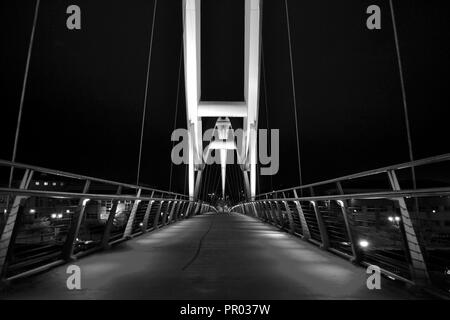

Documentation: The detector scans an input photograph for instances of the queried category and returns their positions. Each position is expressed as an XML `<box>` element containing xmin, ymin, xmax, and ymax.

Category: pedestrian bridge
<box><xmin>1</xmin><ymin>0</ymin><xmax>449</xmax><ymax>300</ymax></box>
<box><xmin>0</xmin><ymin>155</ymin><xmax>449</xmax><ymax>299</ymax></box>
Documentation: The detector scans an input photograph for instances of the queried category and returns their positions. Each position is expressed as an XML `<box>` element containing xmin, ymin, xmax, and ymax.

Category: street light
<box><xmin>358</xmin><ymin>240</ymin><xmax>369</xmax><ymax>248</ymax></box>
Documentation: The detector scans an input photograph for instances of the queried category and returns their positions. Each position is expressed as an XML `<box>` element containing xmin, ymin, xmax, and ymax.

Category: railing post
<box><xmin>259</xmin><ymin>202</ymin><xmax>267</xmax><ymax>221</ymax></box>
<box><xmin>274</xmin><ymin>201</ymin><xmax>282</xmax><ymax>227</ymax></box>
<box><xmin>282</xmin><ymin>201</ymin><xmax>295</xmax><ymax>234</ymax></box>
<box><xmin>142</xmin><ymin>191</ymin><xmax>155</xmax><ymax>232</ymax></box>
<box><xmin>0</xmin><ymin>169</ymin><xmax>33</xmax><ymax>280</ymax></box>
<box><xmin>123</xmin><ymin>188</ymin><xmax>142</xmax><ymax>238</ymax></box>
<box><xmin>153</xmin><ymin>201</ymin><xmax>164</xmax><ymax>228</ymax></box>
<box><xmin>293</xmin><ymin>189</ymin><xmax>311</xmax><ymax>239</ymax></box>
<box><xmin>269</xmin><ymin>201</ymin><xmax>278</xmax><ymax>224</ymax></box>
<box><xmin>165</xmin><ymin>201</ymin><xmax>176</xmax><ymax>225</ymax></box>
<box><xmin>336</xmin><ymin>182</ymin><xmax>361</xmax><ymax>263</ymax></box>
<box><xmin>263</xmin><ymin>201</ymin><xmax>272</xmax><ymax>223</ymax></box>
<box><xmin>101</xmin><ymin>186</ymin><xmax>122</xmax><ymax>249</ymax></box>
<box><xmin>194</xmin><ymin>202</ymin><xmax>200</xmax><ymax>215</ymax></box>
<box><xmin>191</xmin><ymin>202</ymin><xmax>197</xmax><ymax>216</ymax></box>
<box><xmin>183</xmin><ymin>202</ymin><xmax>190</xmax><ymax>218</ymax></box>
<box><xmin>387</xmin><ymin>170</ymin><xmax>430</xmax><ymax>285</ymax></box>
<box><xmin>252</xmin><ymin>202</ymin><xmax>259</xmax><ymax>219</ymax></box>
<box><xmin>161</xmin><ymin>201</ymin><xmax>171</xmax><ymax>225</ymax></box>
<box><xmin>182</xmin><ymin>202</ymin><xmax>188</xmax><ymax>217</ymax></box>
<box><xmin>168</xmin><ymin>198</ymin><xmax>179</xmax><ymax>223</ymax></box>
<box><xmin>280</xmin><ymin>192</ymin><xmax>294</xmax><ymax>232</ymax></box>
<box><xmin>177</xmin><ymin>202</ymin><xmax>185</xmax><ymax>219</ymax></box>
<box><xmin>63</xmin><ymin>179</ymin><xmax>91</xmax><ymax>260</ymax></box>
<box><xmin>101</xmin><ymin>200</ymin><xmax>119</xmax><ymax>249</ymax></box>
<box><xmin>311</xmin><ymin>200</ymin><xmax>330</xmax><ymax>250</ymax></box>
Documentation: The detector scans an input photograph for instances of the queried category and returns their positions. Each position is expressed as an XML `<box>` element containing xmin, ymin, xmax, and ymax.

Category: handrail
<box><xmin>0</xmin><ymin>188</ymin><xmax>197</xmax><ymax>203</ymax></box>
<box><xmin>234</xmin><ymin>187</ymin><xmax>450</xmax><ymax>206</ymax></box>
<box><xmin>0</xmin><ymin>159</ymin><xmax>187</xmax><ymax>198</ymax></box>
<box><xmin>257</xmin><ymin>153</ymin><xmax>450</xmax><ymax>197</ymax></box>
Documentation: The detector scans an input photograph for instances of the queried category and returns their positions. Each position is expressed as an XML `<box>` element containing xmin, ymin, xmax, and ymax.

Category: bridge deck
<box><xmin>1</xmin><ymin>213</ymin><xmax>422</xmax><ymax>299</ymax></box>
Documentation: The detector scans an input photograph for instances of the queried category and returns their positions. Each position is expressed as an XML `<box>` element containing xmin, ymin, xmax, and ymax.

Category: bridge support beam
<box><xmin>183</xmin><ymin>0</ymin><xmax>261</xmax><ymax>201</ymax></box>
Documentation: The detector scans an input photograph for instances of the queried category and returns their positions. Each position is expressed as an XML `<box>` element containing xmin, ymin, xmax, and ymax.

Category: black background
<box><xmin>1</xmin><ymin>0</ymin><xmax>449</xmax><ymax>195</ymax></box>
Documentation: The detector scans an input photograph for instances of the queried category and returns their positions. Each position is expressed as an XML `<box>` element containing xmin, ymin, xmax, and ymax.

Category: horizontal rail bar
<box><xmin>0</xmin><ymin>159</ymin><xmax>187</xmax><ymax>198</ymax></box>
<box><xmin>0</xmin><ymin>188</ymin><xmax>205</xmax><ymax>204</ymax></box>
<box><xmin>258</xmin><ymin>153</ymin><xmax>450</xmax><ymax>197</ymax></box>
<box><xmin>243</xmin><ymin>187</ymin><xmax>450</xmax><ymax>205</ymax></box>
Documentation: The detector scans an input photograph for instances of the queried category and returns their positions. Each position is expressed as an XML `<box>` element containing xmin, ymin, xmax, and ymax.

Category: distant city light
<box><xmin>52</xmin><ymin>182</ymin><xmax>56</xmax><ymax>186</ymax></box>
<box><xmin>394</xmin><ymin>216</ymin><xmax>401</xmax><ymax>222</ymax></box>
<box><xmin>35</xmin><ymin>182</ymin><xmax>40</xmax><ymax>186</ymax></box>
<box><xmin>57</xmin><ymin>213</ymin><xmax>63</xmax><ymax>219</ymax></box>
<box><xmin>358</xmin><ymin>240</ymin><xmax>369</xmax><ymax>248</ymax></box>
<box><xmin>139</xmin><ymin>222</ymin><xmax>144</xmax><ymax>227</ymax></box>
<box><xmin>29</xmin><ymin>209</ymin><xmax>36</xmax><ymax>214</ymax></box>
<box><xmin>44</xmin><ymin>182</ymin><xmax>48</xmax><ymax>186</ymax></box>
<box><xmin>66</xmin><ymin>209</ymin><xmax>71</xmax><ymax>213</ymax></box>
<box><xmin>388</xmin><ymin>216</ymin><xmax>394</xmax><ymax>222</ymax></box>
<box><xmin>432</xmin><ymin>210</ymin><xmax>437</xmax><ymax>213</ymax></box>
<box><xmin>51</xmin><ymin>213</ymin><xmax>57</xmax><ymax>219</ymax></box>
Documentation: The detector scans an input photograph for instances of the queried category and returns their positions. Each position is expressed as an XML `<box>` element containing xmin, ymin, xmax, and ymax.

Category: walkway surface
<box><xmin>1</xmin><ymin>213</ymin><xmax>423</xmax><ymax>299</ymax></box>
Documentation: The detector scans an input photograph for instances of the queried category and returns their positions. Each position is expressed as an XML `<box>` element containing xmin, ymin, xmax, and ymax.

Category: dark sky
<box><xmin>1</xmin><ymin>0</ymin><xmax>449</xmax><ymax>196</ymax></box>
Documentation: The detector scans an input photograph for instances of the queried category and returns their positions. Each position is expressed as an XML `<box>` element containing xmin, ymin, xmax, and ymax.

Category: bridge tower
<box><xmin>182</xmin><ymin>0</ymin><xmax>261</xmax><ymax>200</ymax></box>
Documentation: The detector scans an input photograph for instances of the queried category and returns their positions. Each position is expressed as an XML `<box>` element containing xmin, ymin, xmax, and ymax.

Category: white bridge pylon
<box><xmin>183</xmin><ymin>0</ymin><xmax>261</xmax><ymax>201</ymax></box>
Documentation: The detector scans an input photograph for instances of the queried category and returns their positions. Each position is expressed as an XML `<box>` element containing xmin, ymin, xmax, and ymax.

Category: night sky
<box><xmin>1</xmin><ymin>0</ymin><xmax>449</xmax><ymax>196</ymax></box>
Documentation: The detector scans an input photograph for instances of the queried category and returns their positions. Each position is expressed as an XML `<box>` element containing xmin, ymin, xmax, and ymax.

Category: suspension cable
<box><xmin>8</xmin><ymin>0</ymin><xmax>41</xmax><ymax>190</ymax></box>
<box><xmin>169</xmin><ymin>43</ymin><xmax>183</xmax><ymax>192</ymax></box>
<box><xmin>183</xmin><ymin>163</ymin><xmax>188</xmax><ymax>195</ymax></box>
<box><xmin>389</xmin><ymin>0</ymin><xmax>416</xmax><ymax>190</ymax></box>
<box><xmin>200</xmin><ymin>164</ymin><xmax>210</xmax><ymax>200</ymax></box>
<box><xmin>284</xmin><ymin>0</ymin><xmax>303</xmax><ymax>188</ymax></box>
<box><xmin>261</xmin><ymin>46</ymin><xmax>273</xmax><ymax>192</ymax></box>
<box><xmin>136</xmin><ymin>0</ymin><xmax>158</xmax><ymax>187</ymax></box>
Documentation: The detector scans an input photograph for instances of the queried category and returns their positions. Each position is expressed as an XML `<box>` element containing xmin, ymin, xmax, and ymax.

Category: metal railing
<box><xmin>0</xmin><ymin>160</ymin><xmax>216</xmax><ymax>282</ymax></box>
<box><xmin>233</xmin><ymin>153</ymin><xmax>450</xmax><ymax>296</ymax></box>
